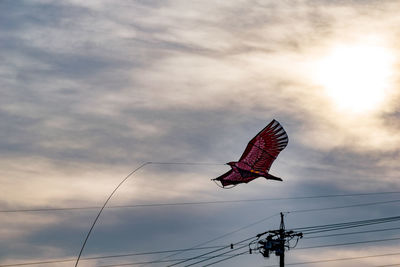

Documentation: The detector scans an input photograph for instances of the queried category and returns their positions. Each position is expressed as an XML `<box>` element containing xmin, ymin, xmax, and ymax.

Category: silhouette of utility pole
<box><xmin>249</xmin><ymin>212</ymin><xmax>303</xmax><ymax>267</ymax></box>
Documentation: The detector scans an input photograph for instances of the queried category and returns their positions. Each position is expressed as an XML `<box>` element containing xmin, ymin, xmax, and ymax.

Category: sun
<box><xmin>315</xmin><ymin>43</ymin><xmax>394</xmax><ymax>113</ymax></box>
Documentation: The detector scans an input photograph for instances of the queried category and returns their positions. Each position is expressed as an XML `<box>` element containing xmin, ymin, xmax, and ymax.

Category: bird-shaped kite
<box><xmin>213</xmin><ymin>120</ymin><xmax>288</xmax><ymax>188</ymax></box>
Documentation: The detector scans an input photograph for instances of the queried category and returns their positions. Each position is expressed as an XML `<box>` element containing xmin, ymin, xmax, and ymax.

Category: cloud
<box><xmin>1</xmin><ymin>0</ymin><xmax>400</xmax><ymax>266</ymax></box>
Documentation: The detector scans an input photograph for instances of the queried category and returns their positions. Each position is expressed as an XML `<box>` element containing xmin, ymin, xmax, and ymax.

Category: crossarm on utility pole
<box><xmin>249</xmin><ymin>212</ymin><xmax>303</xmax><ymax>267</ymax></box>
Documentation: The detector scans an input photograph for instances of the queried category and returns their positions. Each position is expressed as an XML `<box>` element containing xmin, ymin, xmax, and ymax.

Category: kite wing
<box><xmin>214</xmin><ymin>169</ymin><xmax>258</xmax><ymax>187</ymax></box>
<box><xmin>239</xmin><ymin>120</ymin><xmax>288</xmax><ymax>173</ymax></box>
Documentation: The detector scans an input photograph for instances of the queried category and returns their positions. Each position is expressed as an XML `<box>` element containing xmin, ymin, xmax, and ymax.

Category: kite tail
<box><xmin>265</xmin><ymin>173</ymin><xmax>283</xmax><ymax>181</ymax></box>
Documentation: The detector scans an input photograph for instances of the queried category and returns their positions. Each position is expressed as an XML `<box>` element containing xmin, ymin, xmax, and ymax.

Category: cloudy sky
<box><xmin>1</xmin><ymin>0</ymin><xmax>400</xmax><ymax>266</ymax></box>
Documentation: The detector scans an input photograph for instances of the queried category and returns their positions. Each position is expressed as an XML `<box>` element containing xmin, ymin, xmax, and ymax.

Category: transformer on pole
<box><xmin>249</xmin><ymin>212</ymin><xmax>303</xmax><ymax>267</ymax></box>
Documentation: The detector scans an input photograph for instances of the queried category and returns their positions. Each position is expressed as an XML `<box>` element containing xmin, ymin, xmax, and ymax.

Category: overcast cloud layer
<box><xmin>1</xmin><ymin>0</ymin><xmax>400</xmax><ymax>266</ymax></box>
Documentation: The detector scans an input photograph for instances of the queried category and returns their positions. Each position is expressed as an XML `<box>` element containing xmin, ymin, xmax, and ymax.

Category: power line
<box><xmin>4</xmin><ymin>195</ymin><xmax>398</xmax><ymax>265</ymax></box>
<box><xmin>97</xmin><ymin>253</ymin><xmax>246</xmax><ymax>267</ymax></box>
<box><xmin>0</xmin><ymin>254</ymin><xmax>246</xmax><ymax>267</ymax></box>
<box><xmin>73</xmin><ymin>161</ymin><xmax>223</xmax><ymax>267</ymax></box>
<box><xmin>0</xmin><ymin>246</ymin><xmax>229</xmax><ymax>267</ymax></box>
<box><xmin>2</xmin><ymin>215</ymin><xmax>400</xmax><ymax>267</ymax></box>
<box><xmin>0</xmin><ymin>236</ymin><xmax>252</xmax><ymax>267</ymax></box>
<box><xmin>250</xmin><ymin>215</ymin><xmax>400</xmax><ymax>266</ymax></box>
<box><xmin>0</xmin><ymin>251</ymin><xmax>246</xmax><ymax>267</ymax></box>
<box><xmin>0</xmin><ymin>259</ymin><xmax>72</xmax><ymax>267</ymax></box>
<box><xmin>183</xmin><ymin>244</ymin><xmax>248</xmax><ymax>267</ymax></box>
<box><xmin>304</xmin><ymin>226</ymin><xmax>400</xmax><ymax>239</ymax></box>
<box><xmin>75</xmin><ymin>198</ymin><xmax>400</xmax><ymax>267</ymax></box>
<box><xmin>166</xmin><ymin>236</ymin><xmax>254</xmax><ymax>267</ymax></box>
<box><xmin>147</xmin><ymin>213</ymin><xmax>279</xmax><ymax>267</ymax></box>
<box><xmin>5</xmin><ymin>157</ymin><xmax>400</xmax><ymax>267</ymax></box>
<box><xmin>288</xmin><ymin>199</ymin><xmax>400</xmax><ymax>214</ymax></box>
<box><xmin>202</xmin><ymin>251</ymin><xmax>248</xmax><ymax>267</ymax></box>
<box><xmin>3</xmin><ymin>191</ymin><xmax>400</xmax><ymax>213</ymax></box>
<box><xmin>89</xmin><ymin>226</ymin><xmax>400</xmax><ymax>267</ymax></box>
<box><xmin>292</xmin><ymin>215</ymin><xmax>400</xmax><ymax>234</ymax></box>
<box><xmin>45</xmin><ymin>249</ymin><xmax>400</xmax><ymax>267</ymax></box>
<box><xmin>190</xmin><ymin>213</ymin><xmax>279</xmax><ymax>247</ymax></box>
<box><xmin>297</xmin><ymin>236</ymin><xmax>400</xmax><ymax>250</ymax></box>
<box><xmin>143</xmin><ymin>197</ymin><xmax>400</xmax><ymax>266</ymax></box>
<box><xmin>148</xmin><ymin>216</ymin><xmax>400</xmax><ymax>267</ymax></box>
<box><xmin>263</xmin><ymin>251</ymin><xmax>400</xmax><ymax>266</ymax></box>
<box><xmin>147</xmin><ymin>199</ymin><xmax>400</xmax><ymax>266</ymax></box>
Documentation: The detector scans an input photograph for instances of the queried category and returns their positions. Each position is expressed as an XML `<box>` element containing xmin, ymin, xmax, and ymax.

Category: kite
<box><xmin>213</xmin><ymin>119</ymin><xmax>288</xmax><ymax>188</ymax></box>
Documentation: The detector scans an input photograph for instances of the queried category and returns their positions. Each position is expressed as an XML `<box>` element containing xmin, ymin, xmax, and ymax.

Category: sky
<box><xmin>1</xmin><ymin>0</ymin><xmax>400</xmax><ymax>266</ymax></box>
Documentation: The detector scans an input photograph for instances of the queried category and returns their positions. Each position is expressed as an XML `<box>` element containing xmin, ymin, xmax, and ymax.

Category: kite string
<box><xmin>74</xmin><ymin>162</ymin><xmax>150</xmax><ymax>267</ymax></box>
<box><xmin>212</xmin><ymin>179</ymin><xmax>237</xmax><ymax>189</ymax></box>
<box><xmin>74</xmin><ymin>161</ymin><xmax>223</xmax><ymax>267</ymax></box>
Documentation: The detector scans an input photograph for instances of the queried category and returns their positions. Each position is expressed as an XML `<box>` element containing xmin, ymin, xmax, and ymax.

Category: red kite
<box><xmin>213</xmin><ymin>120</ymin><xmax>288</xmax><ymax>188</ymax></box>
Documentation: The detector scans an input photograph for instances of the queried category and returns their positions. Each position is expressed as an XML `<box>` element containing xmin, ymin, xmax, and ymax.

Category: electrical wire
<box><xmin>297</xmin><ymin>236</ymin><xmax>400</xmax><ymax>250</ymax></box>
<box><xmin>3</xmin><ymin>196</ymin><xmax>395</xmax><ymax>217</ymax></box>
<box><xmin>262</xmin><ymin>251</ymin><xmax>400</xmax><ymax>266</ymax></box>
<box><xmin>4</xmin><ymin>157</ymin><xmax>400</xmax><ymax>267</ymax></box>
<box><xmin>303</xmin><ymin>226</ymin><xmax>400</xmax><ymax>239</ymax></box>
<box><xmin>6</xmin><ymin>232</ymin><xmax>398</xmax><ymax>266</ymax></box>
<box><xmin>0</xmin><ymin>245</ymin><xmax>231</xmax><ymax>267</ymax></box>
<box><xmin>97</xmin><ymin>253</ymin><xmax>246</xmax><ymax>267</ymax></box>
<box><xmin>6</xmin><ymin>156</ymin><xmax>400</xmax><ymax>267</ymax></box>
<box><xmin>147</xmin><ymin>213</ymin><xmax>279</xmax><ymax>267</ymax></box>
<box><xmin>3</xmin><ymin>215</ymin><xmax>400</xmax><ymax>267</ymax></box>
<box><xmin>0</xmin><ymin>259</ymin><xmax>72</xmax><ymax>267</ymax></box>
<box><xmin>166</xmin><ymin>236</ymin><xmax>255</xmax><ymax>267</ymax></box>
<box><xmin>15</xmin><ymin>182</ymin><xmax>397</xmax><ymax>267</ymax></box>
<box><xmin>73</xmin><ymin>162</ymin><xmax>223</xmax><ymax>267</ymax></box>
<box><xmin>183</xmin><ymin>244</ymin><xmax>248</xmax><ymax>267</ymax></box>
<box><xmin>147</xmin><ymin>199</ymin><xmax>400</xmax><ymax>266</ymax></box>
<box><xmin>202</xmin><ymin>251</ymin><xmax>249</xmax><ymax>267</ymax></box>
<box><xmin>301</xmin><ymin>219</ymin><xmax>400</xmax><ymax>235</ymax></box>
<box><xmin>292</xmin><ymin>215</ymin><xmax>400</xmax><ymax>234</ymax></box>
<box><xmin>0</xmin><ymin>253</ymin><xmax>247</xmax><ymax>267</ymax></box>
<box><xmin>3</xmin><ymin>191</ymin><xmax>400</xmax><ymax>213</ymax></box>
<box><xmin>288</xmin><ymin>199</ymin><xmax>400</xmax><ymax>214</ymax></box>
<box><xmin>177</xmin><ymin>202</ymin><xmax>400</xmax><ymax>266</ymax></box>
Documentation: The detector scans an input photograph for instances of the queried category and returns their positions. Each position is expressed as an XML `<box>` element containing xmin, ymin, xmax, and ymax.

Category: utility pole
<box><xmin>249</xmin><ymin>212</ymin><xmax>302</xmax><ymax>267</ymax></box>
<box><xmin>279</xmin><ymin>212</ymin><xmax>285</xmax><ymax>267</ymax></box>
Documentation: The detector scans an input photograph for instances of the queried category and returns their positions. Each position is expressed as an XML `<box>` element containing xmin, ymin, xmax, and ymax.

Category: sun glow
<box><xmin>315</xmin><ymin>44</ymin><xmax>394</xmax><ymax>113</ymax></box>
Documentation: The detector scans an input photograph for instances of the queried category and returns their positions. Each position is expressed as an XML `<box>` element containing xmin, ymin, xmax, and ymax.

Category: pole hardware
<box><xmin>249</xmin><ymin>212</ymin><xmax>303</xmax><ymax>266</ymax></box>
